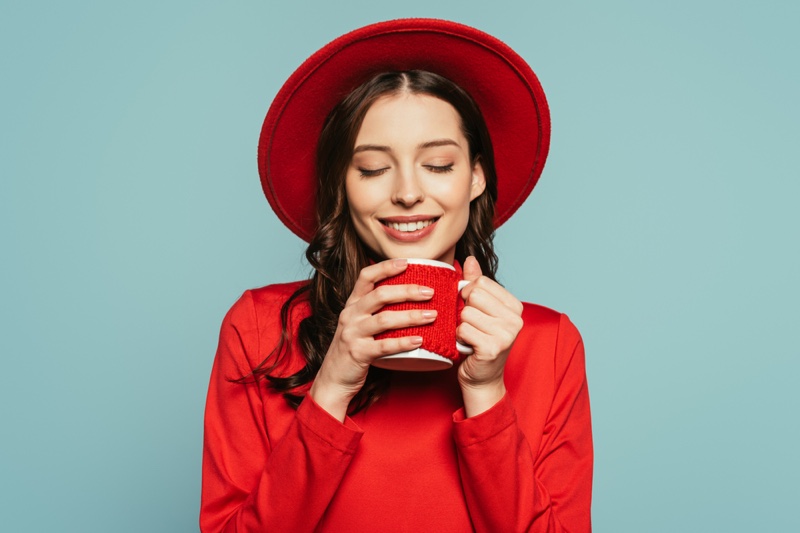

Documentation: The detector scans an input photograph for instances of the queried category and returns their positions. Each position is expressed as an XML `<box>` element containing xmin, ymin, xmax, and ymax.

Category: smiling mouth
<box><xmin>381</xmin><ymin>218</ymin><xmax>439</xmax><ymax>233</ymax></box>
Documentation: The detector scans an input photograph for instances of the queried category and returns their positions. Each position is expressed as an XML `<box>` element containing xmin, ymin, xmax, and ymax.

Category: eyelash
<box><xmin>358</xmin><ymin>167</ymin><xmax>389</xmax><ymax>178</ymax></box>
<box><xmin>357</xmin><ymin>164</ymin><xmax>454</xmax><ymax>177</ymax></box>
<box><xmin>425</xmin><ymin>164</ymin><xmax>454</xmax><ymax>174</ymax></box>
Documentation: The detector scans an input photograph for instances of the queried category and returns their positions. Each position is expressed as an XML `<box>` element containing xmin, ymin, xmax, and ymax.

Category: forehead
<box><xmin>355</xmin><ymin>93</ymin><xmax>465</xmax><ymax>144</ymax></box>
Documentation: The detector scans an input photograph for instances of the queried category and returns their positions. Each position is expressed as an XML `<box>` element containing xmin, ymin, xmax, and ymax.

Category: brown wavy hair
<box><xmin>241</xmin><ymin>70</ymin><xmax>500</xmax><ymax>413</ymax></box>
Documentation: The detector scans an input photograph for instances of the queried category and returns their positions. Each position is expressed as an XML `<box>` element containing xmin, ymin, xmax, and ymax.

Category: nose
<box><xmin>392</xmin><ymin>166</ymin><xmax>424</xmax><ymax>207</ymax></box>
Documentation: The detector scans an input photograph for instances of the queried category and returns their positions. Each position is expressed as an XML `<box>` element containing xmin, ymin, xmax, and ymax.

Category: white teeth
<box><xmin>387</xmin><ymin>219</ymin><xmax>434</xmax><ymax>232</ymax></box>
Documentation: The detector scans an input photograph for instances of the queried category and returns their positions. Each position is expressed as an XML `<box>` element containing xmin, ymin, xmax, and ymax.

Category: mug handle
<box><xmin>456</xmin><ymin>280</ymin><xmax>474</xmax><ymax>355</ymax></box>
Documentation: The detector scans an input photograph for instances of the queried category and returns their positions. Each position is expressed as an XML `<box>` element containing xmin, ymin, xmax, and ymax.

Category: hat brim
<box><xmin>258</xmin><ymin>18</ymin><xmax>550</xmax><ymax>242</ymax></box>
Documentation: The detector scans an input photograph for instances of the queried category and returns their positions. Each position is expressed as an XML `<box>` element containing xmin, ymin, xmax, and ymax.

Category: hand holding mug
<box><xmin>457</xmin><ymin>256</ymin><xmax>524</xmax><ymax>416</ymax></box>
<box><xmin>309</xmin><ymin>259</ymin><xmax>435</xmax><ymax>421</ymax></box>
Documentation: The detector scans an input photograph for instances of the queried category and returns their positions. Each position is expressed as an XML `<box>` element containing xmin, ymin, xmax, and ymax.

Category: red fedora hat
<box><xmin>257</xmin><ymin>18</ymin><xmax>550</xmax><ymax>242</ymax></box>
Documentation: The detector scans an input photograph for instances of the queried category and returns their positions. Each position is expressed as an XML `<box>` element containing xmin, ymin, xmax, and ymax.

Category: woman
<box><xmin>201</xmin><ymin>19</ymin><xmax>592</xmax><ymax>532</ymax></box>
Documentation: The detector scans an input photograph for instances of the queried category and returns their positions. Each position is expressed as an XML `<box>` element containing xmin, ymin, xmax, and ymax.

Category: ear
<box><xmin>469</xmin><ymin>158</ymin><xmax>487</xmax><ymax>201</ymax></box>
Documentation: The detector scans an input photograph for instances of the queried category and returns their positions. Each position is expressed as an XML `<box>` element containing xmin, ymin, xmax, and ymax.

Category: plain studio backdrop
<box><xmin>1</xmin><ymin>1</ymin><xmax>798</xmax><ymax>531</ymax></box>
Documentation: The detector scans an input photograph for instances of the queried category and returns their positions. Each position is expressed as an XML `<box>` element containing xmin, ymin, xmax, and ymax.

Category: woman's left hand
<box><xmin>457</xmin><ymin>256</ymin><xmax>524</xmax><ymax>417</ymax></box>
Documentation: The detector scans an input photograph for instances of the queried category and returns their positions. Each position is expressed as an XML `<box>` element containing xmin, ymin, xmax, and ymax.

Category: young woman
<box><xmin>201</xmin><ymin>19</ymin><xmax>592</xmax><ymax>533</ymax></box>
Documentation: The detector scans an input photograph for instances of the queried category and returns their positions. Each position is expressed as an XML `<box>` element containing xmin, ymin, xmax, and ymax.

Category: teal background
<box><xmin>2</xmin><ymin>0</ymin><xmax>798</xmax><ymax>531</ymax></box>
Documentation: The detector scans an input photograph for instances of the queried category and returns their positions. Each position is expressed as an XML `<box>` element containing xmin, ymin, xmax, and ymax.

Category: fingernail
<box><xmin>393</xmin><ymin>258</ymin><xmax>408</xmax><ymax>268</ymax></box>
<box><xmin>411</xmin><ymin>336</ymin><xmax>423</xmax><ymax>345</ymax></box>
<box><xmin>422</xmin><ymin>310</ymin><xmax>437</xmax><ymax>319</ymax></box>
<box><xmin>419</xmin><ymin>286</ymin><xmax>434</xmax><ymax>296</ymax></box>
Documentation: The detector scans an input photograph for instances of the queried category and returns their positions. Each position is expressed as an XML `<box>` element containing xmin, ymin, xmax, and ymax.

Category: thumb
<box><xmin>462</xmin><ymin>255</ymin><xmax>482</xmax><ymax>282</ymax></box>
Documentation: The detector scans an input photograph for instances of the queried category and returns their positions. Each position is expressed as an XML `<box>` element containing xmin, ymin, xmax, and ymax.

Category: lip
<box><xmin>380</xmin><ymin>214</ymin><xmax>438</xmax><ymax>223</ymax></box>
<box><xmin>379</xmin><ymin>215</ymin><xmax>439</xmax><ymax>242</ymax></box>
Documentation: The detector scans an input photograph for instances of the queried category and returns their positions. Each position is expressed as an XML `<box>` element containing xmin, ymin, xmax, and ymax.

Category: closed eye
<box><xmin>358</xmin><ymin>167</ymin><xmax>390</xmax><ymax>177</ymax></box>
<box><xmin>424</xmin><ymin>164</ymin><xmax>454</xmax><ymax>174</ymax></box>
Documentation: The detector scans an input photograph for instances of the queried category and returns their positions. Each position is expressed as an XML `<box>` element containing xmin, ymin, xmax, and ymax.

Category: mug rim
<box><xmin>403</xmin><ymin>258</ymin><xmax>455</xmax><ymax>270</ymax></box>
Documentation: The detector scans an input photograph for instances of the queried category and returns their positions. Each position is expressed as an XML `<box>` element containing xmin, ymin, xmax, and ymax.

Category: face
<box><xmin>345</xmin><ymin>93</ymin><xmax>486</xmax><ymax>264</ymax></box>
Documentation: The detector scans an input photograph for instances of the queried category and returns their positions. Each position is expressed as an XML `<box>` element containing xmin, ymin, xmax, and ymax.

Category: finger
<box><xmin>350</xmin><ymin>259</ymin><xmax>408</xmax><ymax>299</ymax></box>
<box><xmin>359</xmin><ymin>283</ymin><xmax>435</xmax><ymax>314</ymax></box>
<box><xmin>461</xmin><ymin>277</ymin><xmax>523</xmax><ymax>315</ymax></box>
<box><xmin>456</xmin><ymin>321</ymin><xmax>493</xmax><ymax>355</ymax></box>
<box><xmin>461</xmin><ymin>282</ymin><xmax>501</xmax><ymax>313</ymax></box>
<box><xmin>460</xmin><ymin>305</ymin><xmax>520</xmax><ymax>339</ymax></box>
<box><xmin>363</xmin><ymin>309</ymin><xmax>437</xmax><ymax>337</ymax></box>
<box><xmin>462</xmin><ymin>285</ymin><xmax>520</xmax><ymax>320</ymax></box>
<box><xmin>462</xmin><ymin>255</ymin><xmax>482</xmax><ymax>283</ymax></box>
<box><xmin>460</xmin><ymin>305</ymin><xmax>496</xmax><ymax>337</ymax></box>
<box><xmin>457</xmin><ymin>320</ymin><xmax>516</xmax><ymax>363</ymax></box>
<box><xmin>370</xmin><ymin>335</ymin><xmax>425</xmax><ymax>359</ymax></box>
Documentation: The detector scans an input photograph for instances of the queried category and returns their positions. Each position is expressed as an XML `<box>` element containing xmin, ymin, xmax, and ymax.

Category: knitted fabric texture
<box><xmin>375</xmin><ymin>264</ymin><xmax>463</xmax><ymax>360</ymax></box>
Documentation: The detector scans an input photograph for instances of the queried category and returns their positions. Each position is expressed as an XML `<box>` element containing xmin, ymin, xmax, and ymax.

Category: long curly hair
<box><xmin>241</xmin><ymin>70</ymin><xmax>500</xmax><ymax>413</ymax></box>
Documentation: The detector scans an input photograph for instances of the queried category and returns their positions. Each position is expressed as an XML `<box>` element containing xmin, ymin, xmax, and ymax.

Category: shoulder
<box><xmin>247</xmin><ymin>280</ymin><xmax>310</xmax><ymax>313</ymax></box>
<box><xmin>219</xmin><ymin>280</ymin><xmax>310</xmax><ymax>345</ymax></box>
<box><xmin>224</xmin><ymin>280</ymin><xmax>310</xmax><ymax>326</ymax></box>
<box><xmin>505</xmin><ymin>303</ymin><xmax>586</xmax><ymax>418</ymax></box>
<box><xmin>519</xmin><ymin>301</ymin><xmax>582</xmax><ymax>346</ymax></box>
<box><xmin>511</xmin><ymin>301</ymin><xmax>585</xmax><ymax>372</ymax></box>
<box><xmin>216</xmin><ymin>280</ymin><xmax>311</xmax><ymax>371</ymax></box>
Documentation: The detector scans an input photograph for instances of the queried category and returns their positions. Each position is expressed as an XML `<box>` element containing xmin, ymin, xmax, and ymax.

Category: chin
<box><xmin>361</xmin><ymin>233</ymin><xmax>458</xmax><ymax>264</ymax></box>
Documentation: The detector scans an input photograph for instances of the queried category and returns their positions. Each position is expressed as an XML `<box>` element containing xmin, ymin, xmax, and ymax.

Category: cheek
<box><xmin>454</xmin><ymin>204</ymin><xmax>472</xmax><ymax>234</ymax></box>
<box><xmin>344</xmin><ymin>176</ymin><xmax>377</xmax><ymax>239</ymax></box>
<box><xmin>344</xmin><ymin>175</ymin><xmax>368</xmax><ymax>214</ymax></box>
<box><xmin>449</xmin><ymin>178</ymin><xmax>475</xmax><ymax>231</ymax></box>
<box><xmin>436</xmin><ymin>173</ymin><xmax>475</xmax><ymax>208</ymax></box>
<box><xmin>438</xmin><ymin>185</ymin><xmax>472</xmax><ymax>230</ymax></box>
<box><xmin>344</xmin><ymin>173</ymin><xmax>356</xmax><ymax>204</ymax></box>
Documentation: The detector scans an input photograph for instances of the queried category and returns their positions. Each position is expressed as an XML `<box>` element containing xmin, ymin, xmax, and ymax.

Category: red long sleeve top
<box><xmin>201</xmin><ymin>281</ymin><xmax>592</xmax><ymax>532</ymax></box>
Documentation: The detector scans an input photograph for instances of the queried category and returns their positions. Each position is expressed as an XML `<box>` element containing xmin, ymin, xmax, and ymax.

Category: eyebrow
<box><xmin>352</xmin><ymin>138</ymin><xmax>460</xmax><ymax>154</ymax></box>
<box><xmin>352</xmin><ymin>144</ymin><xmax>391</xmax><ymax>154</ymax></box>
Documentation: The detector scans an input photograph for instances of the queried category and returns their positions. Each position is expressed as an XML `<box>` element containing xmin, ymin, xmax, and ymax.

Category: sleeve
<box><xmin>200</xmin><ymin>291</ymin><xmax>364</xmax><ymax>533</ymax></box>
<box><xmin>452</xmin><ymin>314</ymin><xmax>593</xmax><ymax>532</ymax></box>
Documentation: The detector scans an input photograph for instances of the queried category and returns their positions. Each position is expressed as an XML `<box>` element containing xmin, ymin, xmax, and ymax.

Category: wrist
<box><xmin>460</xmin><ymin>379</ymin><xmax>506</xmax><ymax>418</ymax></box>
<box><xmin>308</xmin><ymin>376</ymin><xmax>355</xmax><ymax>423</ymax></box>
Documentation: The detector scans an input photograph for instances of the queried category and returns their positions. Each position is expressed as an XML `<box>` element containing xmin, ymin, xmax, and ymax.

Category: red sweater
<box><xmin>201</xmin><ymin>282</ymin><xmax>592</xmax><ymax>532</ymax></box>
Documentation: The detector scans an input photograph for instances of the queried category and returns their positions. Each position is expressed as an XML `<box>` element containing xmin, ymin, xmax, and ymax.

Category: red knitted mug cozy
<box><xmin>375</xmin><ymin>262</ymin><xmax>465</xmax><ymax>361</ymax></box>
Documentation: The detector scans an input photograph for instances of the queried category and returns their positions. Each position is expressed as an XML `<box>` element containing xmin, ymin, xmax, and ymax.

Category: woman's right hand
<box><xmin>308</xmin><ymin>258</ymin><xmax>436</xmax><ymax>421</ymax></box>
